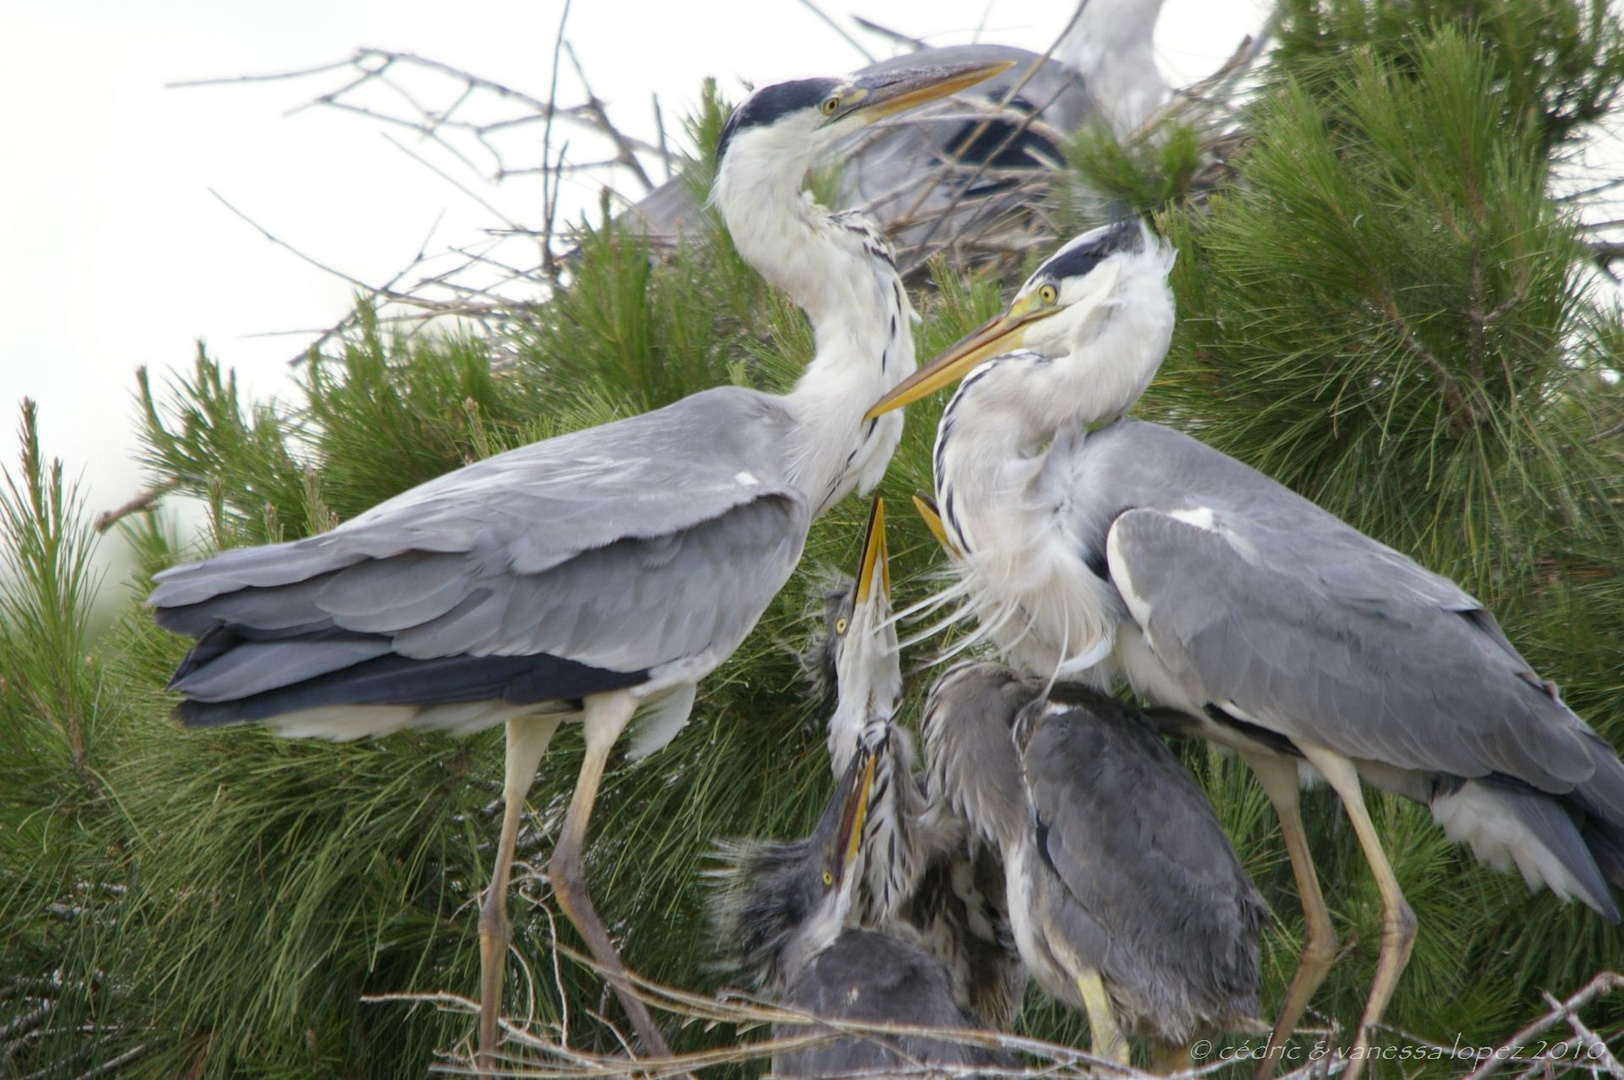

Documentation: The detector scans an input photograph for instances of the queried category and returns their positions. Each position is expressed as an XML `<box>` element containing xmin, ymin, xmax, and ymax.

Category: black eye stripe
<box><xmin>716</xmin><ymin>78</ymin><xmax>844</xmax><ymax>165</ymax></box>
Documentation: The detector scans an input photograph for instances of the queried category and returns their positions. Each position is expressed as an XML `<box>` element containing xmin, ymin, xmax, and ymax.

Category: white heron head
<box><xmin>713</xmin><ymin>60</ymin><xmax>1015</xmax><ymax>187</ymax></box>
<box><xmin>865</xmin><ymin>218</ymin><xmax>1176</xmax><ymax>431</ymax></box>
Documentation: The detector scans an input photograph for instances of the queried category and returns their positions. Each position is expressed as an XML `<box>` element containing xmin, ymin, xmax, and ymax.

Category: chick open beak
<box><xmin>853</xmin><ymin>496</ymin><xmax>891</xmax><ymax>608</ymax></box>
<box><xmin>835</xmin><ymin>743</ymin><xmax>877</xmax><ymax>882</ymax></box>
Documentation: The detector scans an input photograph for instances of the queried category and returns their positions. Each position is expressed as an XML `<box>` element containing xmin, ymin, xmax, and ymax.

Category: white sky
<box><xmin>0</xmin><ymin>0</ymin><xmax>1262</xmax><ymax>568</ymax></box>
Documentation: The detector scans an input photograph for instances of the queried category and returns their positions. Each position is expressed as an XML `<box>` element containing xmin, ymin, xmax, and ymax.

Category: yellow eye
<box><xmin>835</xmin><ymin>618</ymin><xmax>849</xmax><ymax>635</ymax></box>
<box><xmin>1038</xmin><ymin>284</ymin><xmax>1059</xmax><ymax>304</ymax></box>
<box><xmin>821</xmin><ymin>96</ymin><xmax>840</xmax><ymax>116</ymax></box>
<box><xmin>822</xmin><ymin>869</ymin><xmax>834</xmax><ymax>886</ymax></box>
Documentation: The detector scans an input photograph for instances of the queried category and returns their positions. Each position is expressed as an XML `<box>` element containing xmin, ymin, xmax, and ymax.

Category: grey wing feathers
<box><xmin>152</xmin><ymin>388</ymin><xmax>810</xmax><ymax>730</ymax></box>
<box><xmin>1018</xmin><ymin>687</ymin><xmax>1265</xmax><ymax>1033</ymax></box>
<box><xmin>1096</xmin><ymin>422</ymin><xmax>1624</xmax><ymax>813</ymax></box>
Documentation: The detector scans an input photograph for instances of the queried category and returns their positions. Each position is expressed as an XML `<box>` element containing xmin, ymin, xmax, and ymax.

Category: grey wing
<box><xmin>1019</xmin><ymin>691</ymin><xmax>1266</xmax><ymax>1030</ymax></box>
<box><xmin>1105</xmin><ymin>488</ymin><xmax>1624</xmax><ymax>807</ymax></box>
<box><xmin>151</xmin><ymin>387</ymin><xmax>809</xmax><ymax>728</ymax></box>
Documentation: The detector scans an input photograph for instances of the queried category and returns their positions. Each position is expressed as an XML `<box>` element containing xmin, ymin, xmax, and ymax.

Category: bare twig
<box><xmin>1465</xmin><ymin>973</ymin><xmax>1624</xmax><ymax>1080</ymax></box>
<box><xmin>94</xmin><ymin>480</ymin><xmax>180</xmax><ymax>533</ymax></box>
<box><xmin>852</xmin><ymin>16</ymin><xmax>928</xmax><ymax>52</ymax></box>
<box><xmin>796</xmin><ymin>0</ymin><xmax>876</xmax><ymax>64</ymax></box>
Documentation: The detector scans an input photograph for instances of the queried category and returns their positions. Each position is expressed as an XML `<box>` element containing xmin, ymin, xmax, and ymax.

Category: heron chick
<box><xmin>923</xmin><ymin>661</ymin><xmax>1266</xmax><ymax>1069</ymax></box>
<box><xmin>711</xmin><ymin>733</ymin><xmax>1014</xmax><ymax>1079</ymax></box>
<box><xmin>808</xmin><ymin>499</ymin><xmax>1026</xmax><ymax>1028</ymax></box>
<box><xmin>150</xmin><ymin>59</ymin><xmax>1011</xmax><ymax>1073</ymax></box>
<box><xmin>873</xmin><ymin>222</ymin><xmax>1624</xmax><ymax>1079</ymax></box>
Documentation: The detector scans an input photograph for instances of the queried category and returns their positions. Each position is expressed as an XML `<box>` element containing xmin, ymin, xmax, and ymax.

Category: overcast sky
<box><xmin>0</xmin><ymin>0</ymin><xmax>1262</xmax><ymax>572</ymax></box>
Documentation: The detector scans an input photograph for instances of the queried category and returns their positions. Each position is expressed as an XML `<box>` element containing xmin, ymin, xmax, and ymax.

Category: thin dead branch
<box><xmin>94</xmin><ymin>480</ymin><xmax>179</xmax><ymax>533</ymax></box>
<box><xmin>1464</xmin><ymin>972</ymin><xmax>1624</xmax><ymax>1080</ymax></box>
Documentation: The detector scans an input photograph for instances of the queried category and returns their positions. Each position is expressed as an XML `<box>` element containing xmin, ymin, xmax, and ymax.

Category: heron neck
<box><xmin>716</xmin><ymin>145</ymin><xmax>915</xmax><ymax>515</ymax></box>
<box><xmin>1057</xmin><ymin>0</ymin><xmax>1170</xmax><ymax>139</ymax></box>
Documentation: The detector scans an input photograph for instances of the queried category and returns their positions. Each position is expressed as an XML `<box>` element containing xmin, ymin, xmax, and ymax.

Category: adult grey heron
<box><xmin>710</xmin><ymin>719</ymin><xmax>1015</xmax><ymax>1078</ymax></box>
<box><xmin>868</xmin><ymin>221</ymin><xmax>1624</xmax><ymax>1077</ymax></box>
<box><xmin>804</xmin><ymin>498</ymin><xmax>1026</xmax><ymax>1028</ymax></box>
<box><xmin>146</xmin><ymin>60</ymin><xmax>1009</xmax><ymax>1071</ymax></box>
<box><xmin>924</xmin><ymin>661</ymin><xmax>1267</xmax><ymax>1070</ymax></box>
<box><xmin>627</xmin><ymin>0</ymin><xmax>1169</xmax><ymax>266</ymax></box>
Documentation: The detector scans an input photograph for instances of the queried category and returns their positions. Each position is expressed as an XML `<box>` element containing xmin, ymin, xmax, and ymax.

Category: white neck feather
<box><xmin>928</xmin><ymin>248</ymin><xmax>1173</xmax><ymax>679</ymax></box>
<box><xmin>716</xmin><ymin>134</ymin><xmax>916</xmax><ymax>516</ymax></box>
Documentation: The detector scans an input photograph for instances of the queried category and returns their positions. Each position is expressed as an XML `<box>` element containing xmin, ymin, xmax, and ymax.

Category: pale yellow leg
<box><xmin>1244</xmin><ymin>752</ymin><xmax>1338</xmax><ymax>1080</ymax></box>
<box><xmin>1297</xmin><ymin>744</ymin><xmax>1417</xmax><ymax>1080</ymax></box>
<box><xmin>1150</xmin><ymin>1041</ymin><xmax>1195</xmax><ymax>1075</ymax></box>
<box><xmin>1077</xmin><ymin>970</ymin><xmax>1129</xmax><ymax>1067</ymax></box>
<box><xmin>549</xmin><ymin>692</ymin><xmax>673</xmax><ymax>1060</ymax></box>
<box><xmin>477</xmin><ymin>714</ymin><xmax>561</xmax><ymax>1077</ymax></box>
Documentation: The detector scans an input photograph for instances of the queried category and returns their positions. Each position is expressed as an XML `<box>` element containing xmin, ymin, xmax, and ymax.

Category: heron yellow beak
<box><xmin>865</xmin><ymin>293</ymin><xmax>1055</xmax><ymax>418</ymax></box>
<box><xmin>853</xmin><ymin>496</ymin><xmax>891</xmax><ymax>608</ymax></box>
<box><xmin>844</xmin><ymin>59</ymin><xmax>1017</xmax><ymax>124</ymax></box>
<box><xmin>910</xmin><ymin>491</ymin><xmax>961</xmax><ymax>557</ymax></box>
<box><xmin>840</xmin><ymin>746</ymin><xmax>877</xmax><ymax>873</ymax></box>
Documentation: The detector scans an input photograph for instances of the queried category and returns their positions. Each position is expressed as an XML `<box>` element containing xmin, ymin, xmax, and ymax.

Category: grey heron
<box><xmin>627</xmin><ymin>0</ymin><xmax>1170</xmax><ymax>266</ymax></box>
<box><xmin>710</xmin><ymin>715</ymin><xmax>1015</xmax><ymax>1078</ymax></box>
<box><xmin>868</xmin><ymin>220</ymin><xmax>1624</xmax><ymax>1077</ymax></box>
<box><xmin>146</xmin><ymin>60</ymin><xmax>1009</xmax><ymax>1070</ymax></box>
<box><xmin>805</xmin><ymin>498</ymin><xmax>1027</xmax><ymax>1029</ymax></box>
<box><xmin>924</xmin><ymin>661</ymin><xmax>1267</xmax><ymax>1069</ymax></box>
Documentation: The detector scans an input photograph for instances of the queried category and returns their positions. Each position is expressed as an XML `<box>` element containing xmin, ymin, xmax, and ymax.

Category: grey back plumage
<box><xmin>1079</xmin><ymin>419</ymin><xmax>1624</xmax><ymax>915</ymax></box>
<box><xmin>151</xmin><ymin>387</ymin><xmax>811</xmax><ymax>739</ymax></box>
<box><xmin>925</xmin><ymin>661</ymin><xmax>1266</xmax><ymax>1043</ymax></box>
<box><xmin>1014</xmin><ymin>683</ymin><xmax>1267</xmax><ymax>1040</ymax></box>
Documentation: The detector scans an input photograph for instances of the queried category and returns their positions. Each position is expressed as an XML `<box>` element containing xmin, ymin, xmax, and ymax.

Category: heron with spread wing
<box><xmin>148</xmin><ymin>60</ymin><xmax>1008</xmax><ymax>1071</ymax></box>
<box><xmin>869</xmin><ymin>221</ymin><xmax>1624</xmax><ymax>1079</ymax></box>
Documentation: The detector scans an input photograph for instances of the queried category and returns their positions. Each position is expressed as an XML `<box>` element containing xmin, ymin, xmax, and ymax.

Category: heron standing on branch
<box><xmin>868</xmin><ymin>221</ymin><xmax>1624</xmax><ymax>1078</ymax></box>
<box><xmin>148</xmin><ymin>60</ymin><xmax>1009</xmax><ymax>1072</ymax></box>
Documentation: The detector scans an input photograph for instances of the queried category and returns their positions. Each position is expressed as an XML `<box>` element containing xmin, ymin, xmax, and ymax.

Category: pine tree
<box><xmin>3</xmin><ymin>2</ymin><xmax>1623</xmax><ymax>1076</ymax></box>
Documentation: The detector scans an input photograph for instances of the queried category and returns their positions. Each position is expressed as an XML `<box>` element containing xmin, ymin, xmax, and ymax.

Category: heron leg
<box><xmin>549</xmin><ymin>691</ymin><xmax>673</xmax><ymax>1059</ymax></box>
<box><xmin>1076</xmin><ymin>970</ymin><xmax>1129</xmax><ymax>1066</ymax></box>
<box><xmin>1297</xmin><ymin>744</ymin><xmax>1416</xmax><ymax>1080</ymax></box>
<box><xmin>478</xmin><ymin>714</ymin><xmax>561</xmax><ymax>1075</ymax></box>
<box><xmin>1150</xmin><ymin>1040</ymin><xmax>1194</xmax><ymax>1075</ymax></box>
<box><xmin>1244</xmin><ymin>752</ymin><xmax>1337</xmax><ymax>1080</ymax></box>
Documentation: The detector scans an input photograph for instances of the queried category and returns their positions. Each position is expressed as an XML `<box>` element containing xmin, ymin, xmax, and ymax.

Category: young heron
<box><xmin>806</xmin><ymin>498</ymin><xmax>1026</xmax><ymax>1029</ymax></box>
<box><xmin>924</xmin><ymin>661</ymin><xmax>1266</xmax><ymax>1070</ymax></box>
<box><xmin>148</xmin><ymin>60</ymin><xmax>1009</xmax><ymax>1072</ymax></box>
<box><xmin>871</xmin><ymin>221</ymin><xmax>1624</xmax><ymax>1077</ymax></box>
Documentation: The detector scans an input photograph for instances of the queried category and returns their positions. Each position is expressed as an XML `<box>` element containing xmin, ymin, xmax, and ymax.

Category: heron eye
<box><xmin>835</xmin><ymin>618</ymin><xmax>849</xmax><ymax>635</ymax></box>
<box><xmin>821</xmin><ymin>868</ymin><xmax>834</xmax><ymax>886</ymax></box>
<box><xmin>821</xmin><ymin>96</ymin><xmax>840</xmax><ymax>116</ymax></box>
<box><xmin>1038</xmin><ymin>284</ymin><xmax>1059</xmax><ymax>304</ymax></box>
